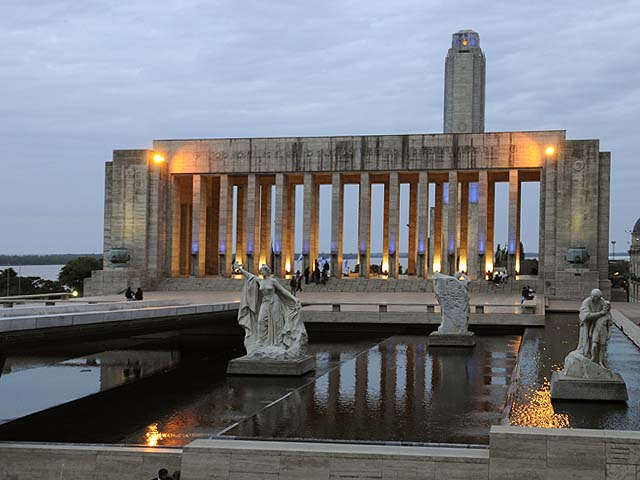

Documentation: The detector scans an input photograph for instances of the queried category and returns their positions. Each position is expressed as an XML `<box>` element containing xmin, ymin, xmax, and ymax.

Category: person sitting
<box><xmin>135</xmin><ymin>287</ymin><xmax>144</xmax><ymax>301</ymax></box>
<box><xmin>124</xmin><ymin>287</ymin><xmax>134</xmax><ymax>300</ymax></box>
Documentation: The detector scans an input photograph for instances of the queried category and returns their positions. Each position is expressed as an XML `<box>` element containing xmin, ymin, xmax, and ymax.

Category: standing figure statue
<box><xmin>233</xmin><ymin>262</ymin><xmax>308</xmax><ymax>359</ymax></box>
<box><xmin>577</xmin><ymin>288</ymin><xmax>612</xmax><ymax>367</ymax></box>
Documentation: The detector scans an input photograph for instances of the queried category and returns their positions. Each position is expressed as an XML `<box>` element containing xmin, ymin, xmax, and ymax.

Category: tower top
<box><xmin>451</xmin><ymin>30</ymin><xmax>480</xmax><ymax>49</ymax></box>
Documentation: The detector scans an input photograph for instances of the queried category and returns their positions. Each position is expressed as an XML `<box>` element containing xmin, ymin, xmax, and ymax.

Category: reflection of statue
<box><xmin>234</xmin><ymin>262</ymin><xmax>308</xmax><ymax>359</ymax></box>
<box><xmin>433</xmin><ymin>272</ymin><xmax>471</xmax><ymax>334</ymax></box>
<box><xmin>577</xmin><ymin>289</ymin><xmax>611</xmax><ymax>366</ymax></box>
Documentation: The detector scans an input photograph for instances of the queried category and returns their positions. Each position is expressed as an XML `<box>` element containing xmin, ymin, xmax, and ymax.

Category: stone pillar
<box><xmin>358</xmin><ymin>172</ymin><xmax>371</xmax><ymax>278</ymax></box>
<box><xmin>286</xmin><ymin>181</ymin><xmax>296</xmax><ymax>275</ymax></box>
<box><xmin>444</xmin><ymin>171</ymin><xmax>458</xmax><ymax>275</ymax></box>
<box><xmin>459</xmin><ymin>181</ymin><xmax>469</xmax><ymax>274</ymax></box>
<box><xmin>538</xmin><ymin>168</ymin><xmax>546</xmax><ymax>278</ymax></box>
<box><xmin>387</xmin><ymin>172</ymin><xmax>400</xmax><ymax>278</ymax></box>
<box><xmin>170</xmin><ymin>175</ymin><xmax>181</xmax><ymax>277</ymax></box>
<box><xmin>245</xmin><ymin>174</ymin><xmax>258</xmax><ymax>273</ymax></box>
<box><xmin>487</xmin><ymin>176</ymin><xmax>495</xmax><ymax>275</ymax></box>
<box><xmin>259</xmin><ymin>182</ymin><xmax>272</xmax><ymax>270</ymax></box>
<box><xmin>433</xmin><ymin>182</ymin><xmax>444</xmax><ymax>273</ymax></box>
<box><xmin>190</xmin><ymin>174</ymin><xmax>206</xmax><ymax>277</ymax></box>
<box><xmin>383</xmin><ymin>178</ymin><xmax>390</xmax><ymax>276</ymax></box>
<box><xmin>235</xmin><ymin>182</ymin><xmax>246</xmax><ymax>268</ymax></box>
<box><xmin>171</xmin><ymin>175</ymin><xmax>193</xmax><ymax>276</ymax></box>
<box><xmin>416</xmin><ymin>172</ymin><xmax>429</xmax><ymax>277</ymax></box>
<box><xmin>477</xmin><ymin>173</ymin><xmax>489</xmax><ymax>278</ymax></box>
<box><xmin>407</xmin><ymin>180</ymin><xmax>418</xmax><ymax>275</ymax></box>
<box><xmin>274</xmin><ymin>174</ymin><xmax>285</xmax><ymax>276</ymax></box>
<box><xmin>203</xmin><ymin>177</ymin><xmax>220</xmax><ymax>276</ymax></box>
<box><xmin>303</xmin><ymin>173</ymin><xmax>317</xmax><ymax>273</ymax></box>
<box><xmin>467</xmin><ymin>181</ymin><xmax>479</xmax><ymax>278</ymax></box>
<box><xmin>508</xmin><ymin>170</ymin><xmax>521</xmax><ymax>276</ymax></box>
<box><xmin>331</xmin><ymin>173</ymin><xmax>344</xmax><ymax>278</ymax></box>
<box><xmin>218</xmin><ymin>175</ymin><xmax>233</xmax><ymax>277</ymax></box>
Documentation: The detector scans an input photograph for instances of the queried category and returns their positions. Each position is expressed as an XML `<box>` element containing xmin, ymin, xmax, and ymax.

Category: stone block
<box><xmin>550</xmin><ymin>371</ymin><xmax>628</xmax><ymax>401</ymax></box>
<box><xmin>226</xmin><ymin>355</ymin><xmax>315</xmax><ymax>376</ymax></box>
<box><xmin>605</xmin><ymin>464</ymin><xmax>636</xmax><ymax>480</ymax></box>
<box><xmin>426</xmin><ymin>331</ymin><xmax>476</xmax><ymax>347</ymax></box>
<box><xmin>280</xmin><ymin>453</ymin><xmax>330</xmax><ymax>480</ymax></box>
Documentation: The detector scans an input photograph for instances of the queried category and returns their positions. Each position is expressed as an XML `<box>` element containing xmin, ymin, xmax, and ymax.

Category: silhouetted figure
<box><xmin>304</xmin><ymin>267</ymin><xmax>310</xmax><ymax>284</ymax></box>
<box><xmin>323</xmin><ymin>260</ymin><xmax>330</xmax><ymax>274</ymax></box>
<box><xmin>135</xmin><ymin>288</ymin><xmax>144</xmax><ymax>301</ymax></box>
<box><xmin>314</xmin><ymin>259</ymin><xmax>321</xmax><ymax>283</ymax></box>
<box><xmin>290</xmin><ymin>275</ymin><xmax>298</xmax><ymax>296</ymax></box>
<box><xmin>296</xmin><ymin>271</ymin><xmax>303</xmax><ymax>293</ymax></box>
<box><xmin>152</xmin><ymin>468</ymin><xmax>169</xmax><ymax>480</ymax></box>
<box><xmin>125</xmin><ymin>287</ymin><xmax>134</xmax><ymax>300</ymax></box>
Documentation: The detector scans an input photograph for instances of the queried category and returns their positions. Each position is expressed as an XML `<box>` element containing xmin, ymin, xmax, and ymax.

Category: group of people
<box><xmin>152</xmin><ymin>468</ymin><xmax>180</xmax><ymax>480</ymax></box>
<box><xmin>288</xmin><ymin>259</ymin><xmax>332</xmax><ymax>295</ymax></box>
<box><xmin>124</xmin><ymin>287</ymin><xmax>143</xmax><ymax>301</ymax></box>
<box><xmin>487</xmin><ymin>270</ymin><xmax>509</xmax><ymax>285</ymax></box>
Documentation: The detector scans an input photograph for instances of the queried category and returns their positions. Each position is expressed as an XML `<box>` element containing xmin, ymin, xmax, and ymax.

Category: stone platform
<box><xmin>550</xmin><ymin>371</ymin><xmax>628</xmax><ymax>401</ymax></box>
<box><xmin>226</xmin><ymin>355</ymin><xmax>316</xmax><ymax>376</ymax></box>
<box><xmin>426</xmin><ymin>332</ymin><xmax>476</xmax><ymax>347</ymax></box>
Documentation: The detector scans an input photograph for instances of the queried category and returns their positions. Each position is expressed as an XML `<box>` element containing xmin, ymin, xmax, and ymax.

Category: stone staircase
<box><xmin>158</xmin><ymin>276</ymin><xmax>544</xmax><ymax>295</ymax></box>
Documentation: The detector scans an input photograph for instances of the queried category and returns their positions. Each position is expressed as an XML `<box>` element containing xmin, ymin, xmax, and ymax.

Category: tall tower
<box><xmin>443</xmin><ymin>29</ymin><xmax>486</xmax><ymax>133</ymax></box>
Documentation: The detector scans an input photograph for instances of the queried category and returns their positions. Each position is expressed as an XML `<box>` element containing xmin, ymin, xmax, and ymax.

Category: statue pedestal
<box><xmin>227</xmin><ymin>355</ymin><xmax>316</xmax><ymax>376</ymax></box>
<box><xmin>550</xmin><ymin>371</ymin><xmax>628</xmax><ymax>401</ymax></box>
<box><xmin>426</xmin><ymin>331</ymin><xmax>475</xmax><ymax>347</ymax></box>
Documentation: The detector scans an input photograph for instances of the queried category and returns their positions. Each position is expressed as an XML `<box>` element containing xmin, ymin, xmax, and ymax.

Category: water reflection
<box><xmin>225</xmin><ymin>335</ymin><xmax>521</xmax><ymax>444</ymax></box>
<box><xmin>0</xmin><ymin>351</ymin><xmax>179</xmax><ymax>424</ymax></box>
<box><xmin>509</xmin><ymin>314</ymin><xmax>640</xmax><ymax>431</ymax></box>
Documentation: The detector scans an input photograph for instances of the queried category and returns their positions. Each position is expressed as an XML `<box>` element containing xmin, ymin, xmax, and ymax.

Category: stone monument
<box><xmin>550</xmin><ymin>289</ymin><xmax>628</xmax><ymax>401</ymax></box>
<box><xmin>226</xmin><ymin>262</ymin><xmax>315</xmax><ymax>376</ymax></box>
<box><xmin>427</xmin><ymin>272</ymin><xmax>476</xmax><ymax>347</ymax></box>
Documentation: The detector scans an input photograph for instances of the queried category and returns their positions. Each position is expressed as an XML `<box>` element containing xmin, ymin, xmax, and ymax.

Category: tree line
<box><xmin>0</xmin><ymin>254</ymin><xmax>101</xmax><ymax>265</ymax></box>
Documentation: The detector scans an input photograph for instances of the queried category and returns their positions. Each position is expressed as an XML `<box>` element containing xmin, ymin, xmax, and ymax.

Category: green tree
<box><xmin>59</xmin><ymin>257</ymin><xmax>103</xmax><ymax>294</ymax></box>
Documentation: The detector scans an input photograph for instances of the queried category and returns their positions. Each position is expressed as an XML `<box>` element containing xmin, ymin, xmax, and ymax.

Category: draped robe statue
<box><xmin>234</xmin><ymin>262</ymin><xmax>308</xmax><ymax>359</ymax></box>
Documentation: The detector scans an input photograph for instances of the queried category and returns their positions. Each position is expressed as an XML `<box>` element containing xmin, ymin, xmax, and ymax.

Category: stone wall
<box><xmin>0</xmin><ymin>443</ymin><xmax>181</xmax><ymax>480</ymax></box>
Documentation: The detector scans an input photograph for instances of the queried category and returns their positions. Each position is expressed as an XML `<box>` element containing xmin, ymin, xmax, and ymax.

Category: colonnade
<box><xmin>169</xmin><ymin>169</ymin><xmax>540</xmax><ymax>279</ymax></box>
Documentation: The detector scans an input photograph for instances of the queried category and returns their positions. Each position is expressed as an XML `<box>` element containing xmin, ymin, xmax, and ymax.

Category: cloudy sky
<box><xmin>0</xmin><ymin>0</ymin><xmax>638</xmax><ymax>257</ymax></box>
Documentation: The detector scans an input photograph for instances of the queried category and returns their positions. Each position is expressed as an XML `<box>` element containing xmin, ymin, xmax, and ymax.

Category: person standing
<box><xmin>289</xmin><ymin>275</ymin><xmax>298</xmax><ymax>296</ymax></box>
<box><xmin>304</xmin><ymin>266</ymin><xmax>310</xmax><ymax>284</ymax></box>
<box><xmin>296</xmin><ymin>271</ymin><xmax>303</xmax><ymax>294</ymax></box>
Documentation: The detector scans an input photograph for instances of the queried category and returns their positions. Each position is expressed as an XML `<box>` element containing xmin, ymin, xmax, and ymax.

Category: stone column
<box><xmin>433</xmin><ymin>182</ymin><xmax>444</xmax><ymax>273</ymax></box>
<box><xmin>274</xmin><ymin>174</ymin><xmax>285</xmax><ymax>276</ymax></box>
<box><xmin>259</xmin><ymin>182</ymin><xmax>272</xmax><ymax>270</ymax></box>
<box><xmin>286</xmin><ymin>181</ymin><xmax>296</xmax><ymax>275</ymax></box>
<box><xmin>218</xmin><ymin>175</ymin><xmax>233</xmax><ymax>277</ymax></box>
<box><xmin>245</xmin><ymin>174</ymin><xmax>258</xmax><ymax>273</ymax></box>
<box><xmin>444</xmin><ymin>171</ymin><xmax>458</xmax><ymax>275</ymax></box>
<box><xmin>331</xmin><ymin>173</ymin><xmax>344</xmax><ymax>278</ymax></box>
<box><xmin>383</xmin><ymin>178</ymin><xmax>390</xmax><ymax>275</ymax></box>
<box><xmin>538</xmin><ymin>168</ymin><xmax>546</xmax><ymax>278</ymax></box>
<box><xmin>407</xmin><ymin>180</ymin><xmax>418</xmax><ymax>275</ymax></box>
<box><xmin>467</xmin><ymin>181</ymin><xmax>479</xmax><ymax>277</ymax></box>
<box><xmin>487</xmin><ymin>176</ymin><xmax>495</xmax><ymax>275</ymax></box>
<box><xmin>508</xmin><ymin>170</ymin><xmax>521</xmax><ymax>276</ymax></box>
<box><xmin>358</xmin><ymin>172</ymin><xmax>371</xmax><ymax>278</ymax></box>
<box><xmin>477</xmin><ymin>173</ymin><xmax>489</xmax><ymax>277</ymax></box>
<box><xmin>170</xmin><ymin>175</ymin><xmax>182</xmax><ymax>277</ymax></box>
<box><xmin>459</xmin><ymin>181</ymin><xmax>469</xmax><ymax>274</ymax></box>
<box><xmin>387</xmin><ymin>172</ymin><xmax>400</xmax><ymax>278</ymax></box>
<box><xmin>190</xmin><ymin>174</ymin><xmax>206</xmax><ymax>277</ymax></box>
<box><xmin>302</xmin><ymin>173</ymin><xmax>316</xmax><ymax>273</ymax></box>
<box><xmin>416</xmin><ymin>172</ymin><xmax>429</xmax><ymax>277</ymax></box>
<box><xmin>235</xmin><ymin>182</ymin><xmax>246</xmax><ymax>268</ymax></box>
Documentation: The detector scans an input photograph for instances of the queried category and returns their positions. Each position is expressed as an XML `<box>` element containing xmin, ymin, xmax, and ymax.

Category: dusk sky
<box><xmin>0</xmin><ymin>1</ymin><xmax>638</xmax><ymax>256</ymax></box>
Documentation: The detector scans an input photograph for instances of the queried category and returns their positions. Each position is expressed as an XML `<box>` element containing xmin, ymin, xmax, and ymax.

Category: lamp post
<box><xmin>611</xmin><ymin>240</ymin><xmax>616</xmax><ymax>261</ymax></box>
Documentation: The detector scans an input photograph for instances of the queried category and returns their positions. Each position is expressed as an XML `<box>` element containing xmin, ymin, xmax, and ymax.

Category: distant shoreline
<box><xmin>0</xmin><ymin>254</ymin><xmax>101</xmax><ymax>266</ymax></box>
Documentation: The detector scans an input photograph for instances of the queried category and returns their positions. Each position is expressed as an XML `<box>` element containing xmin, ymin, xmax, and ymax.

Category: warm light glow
<box><xmin>145</xmin><ymin>423</ymin><xmax>167</xmax><ymax>446</ymax></box>
<box><xmin>153</xmin><ymin>153</ymin><xmax>165</xmax><ymax>164</ymax></box>
<box><xmin>462</xmin><ymin>39</ymin><xmax>468</xmax><ymax>46</ymax></box>
<box><xmin>381</xmin><ymin>261</ymin><xmax>389</xmax><ymax>275</ymax></box>
<box><xmin>285</xmin><ymin>259</ymin><xmax>291</xmax><ymax>274</ymax></box>
<box><xmin>72</xmin><ymin>290</ymin><xmax>79</xmax><ymax>297</ymax></box>
<box><xmin>545</xmin><ymin>146</ymin><xmax>555</xmax><ymax>156</ymax></box>
<box><xmin>509</xmin><ymin>380</ymin><xmax>570</xmax><ymax>428</ymax></box>
<box><xmin>259</xmin><ymin>255</ymin><xmax>266</xmax><ymax>268</ymax></box>
<box><xmin>433</xmin><ymin>261</ymin><xmax>441</xmax><ymax>273</ymax></box>
<box><xmin>485</xmin><ymin>260</ymin><xmax>493</xmax><ymax>274</ymax></box>
<box><xmin>515</xmin><ymin>258</ymin><xmax>520</xmax><ymax>275</ymax></box>
<box><xmin>459</xmin><ymin>259</ymin><xmax>467</xmax><ymax>274</ymax></box>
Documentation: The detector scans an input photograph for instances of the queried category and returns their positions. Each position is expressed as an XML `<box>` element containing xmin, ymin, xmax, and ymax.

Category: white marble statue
<box><xmin>562</xmin><ymin>288</ymin><xmax>615</xmax><ymax>380</ymax></box>
<box><xmin>233</xmin><ymin>262</ymin><xmax>308</xmax><ymax>359</ymax></box>
<box><xmin>433</xmin><ymin>272</ymin><xmax>471</xmax><ymax>334</ymax></box>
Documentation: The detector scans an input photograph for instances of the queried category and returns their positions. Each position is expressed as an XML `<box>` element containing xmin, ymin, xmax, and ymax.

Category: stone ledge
<box><xmin>226</xmin><ymin>355</ymin><xmax>316</xmax><ymax>376</ymax></box>
<box><xmin>550</xmin><ymin>371</ymin><xmax>628</xmax><ymax>401</ymax></box>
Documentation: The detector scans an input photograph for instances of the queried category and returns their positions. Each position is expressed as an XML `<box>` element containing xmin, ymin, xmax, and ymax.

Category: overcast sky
<box><xmin>0</xmin><ymin>0</ymin><xmax>638</xmax><ymax>257</ymax></box>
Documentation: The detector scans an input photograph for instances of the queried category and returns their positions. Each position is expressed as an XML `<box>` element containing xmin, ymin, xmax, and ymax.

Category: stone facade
<box><xmin>85</xmin><ymin>130</ymin><xmax>611</xmax><ymax>300</ymax></box>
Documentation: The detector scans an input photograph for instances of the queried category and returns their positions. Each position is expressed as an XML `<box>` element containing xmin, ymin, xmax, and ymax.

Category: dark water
<box><xmin>508</xmin><ymin>313</ymin><xmax>640</xmax><ymax>430</ymax></box>
<box><xmin>223</xmin><ymin>335</ymin><xmax>521</xmax><ymax>445</ymax></box>
<box><xmin>1</xmin><ymin>313</ymin><xmax>638</xmax><ymax>447</ymax></box>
